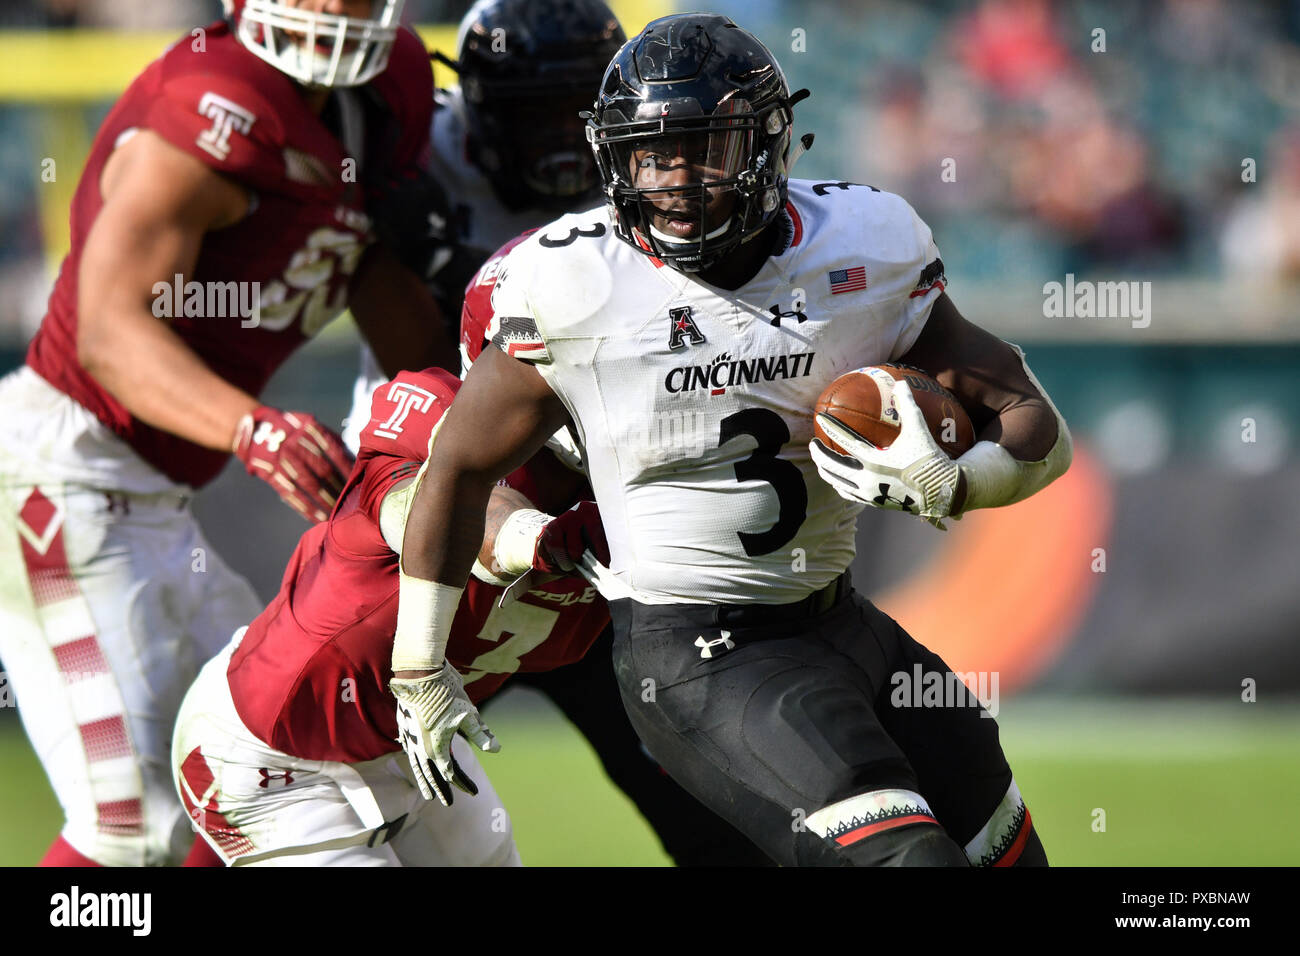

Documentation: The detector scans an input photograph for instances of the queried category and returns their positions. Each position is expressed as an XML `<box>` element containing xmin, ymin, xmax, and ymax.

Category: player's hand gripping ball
<box><xmin>391</xmin><ymin>666</ymin><xmax>499</xmax><ymax>807</ymax></box>
<box><xmin>233</xmin><ymin>405</ymin><xmax>354</xmax><ymax>523</ymax></box>
<box><xmin>810</xmin><ymin>365</ymin><xmax>975</xmax><ymax>529</ymax></box>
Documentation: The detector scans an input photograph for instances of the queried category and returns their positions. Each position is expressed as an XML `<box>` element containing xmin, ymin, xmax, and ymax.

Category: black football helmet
<box><xmin>447</xmin><ymin>0</ymin><xmax>626</xmax><ymax>210</ymax></box>
<box><xmin>586</xmin><ymin>13</ymin><xmax>808</xmax><ymax>273</ymax></box>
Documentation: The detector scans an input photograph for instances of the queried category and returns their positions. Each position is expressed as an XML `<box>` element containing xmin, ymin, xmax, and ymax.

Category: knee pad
<box><xmin>805</xmin><ymin>788</ymin><xmax>968</xmax><ymax>867</ymax></box>
<box><xmin>964</xmin><ymin>777</ymin><xmax>1043</xmax><ymax>866</ymax></box>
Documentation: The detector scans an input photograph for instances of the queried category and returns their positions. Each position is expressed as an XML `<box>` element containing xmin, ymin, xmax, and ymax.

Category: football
<box><xmin>813</xmin><ymin>363</ymin><xmax>976</xmax><ymax>458</ymax></box>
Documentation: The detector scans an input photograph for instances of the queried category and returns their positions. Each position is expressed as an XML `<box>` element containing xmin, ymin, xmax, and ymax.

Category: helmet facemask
<box><xmin>466</xmin><ymin>78</ymin><xmax>603</xmax><ymax>207</ymax></box>
<box><xmin>589</xmin><ymin>96</ymin><xmax>794</xmax><ymax>273</ymax></box>
<box><xmin>232</xmin><ymin>0</ymin><xmax>405</xmax><ymax>89</ymax></box>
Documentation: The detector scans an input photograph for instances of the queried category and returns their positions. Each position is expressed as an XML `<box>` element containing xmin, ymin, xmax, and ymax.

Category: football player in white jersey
<box><xmin>385</xmin><ymin>13</ymin><xmax>1072</xmax><ymax>866</ymax></box>
<box><xmin>346</xmin><ymin>0</ymin><xmax>771</xmax><ymax>865</ymax></box>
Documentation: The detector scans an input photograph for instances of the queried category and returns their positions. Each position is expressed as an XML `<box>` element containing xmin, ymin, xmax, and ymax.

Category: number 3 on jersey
<box><xmin>718</xmin><ymin>408</ymin><xmax>807</xmax><ymax>556</ymax></box>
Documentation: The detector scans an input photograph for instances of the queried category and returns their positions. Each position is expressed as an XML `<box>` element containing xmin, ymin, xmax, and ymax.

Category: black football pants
<box><xmin>503</xmin><ymin>626</ymin><xmax>774</xmax><ymax>866</ymax></box>
<box><xmin>608</xmin><ymin>586</ymin><xmax>1016</xmax><ymax>866</ymax></box>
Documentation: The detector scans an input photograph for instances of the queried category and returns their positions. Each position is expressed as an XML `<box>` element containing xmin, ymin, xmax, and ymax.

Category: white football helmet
<box><xmin>224</xmin><ymin>0</ymin><xmax>406</xmax><ymax>88</ymax></box>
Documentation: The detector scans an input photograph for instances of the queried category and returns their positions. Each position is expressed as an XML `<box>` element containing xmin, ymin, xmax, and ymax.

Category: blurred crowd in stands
<box><xmin>756</xmin><ymin>0</ymin><xmax>1300</xmax><ymax>283</ymax></box>
<box><xmin>1</xmin><ymin>0</ymin><xmax>1297</xmax><ymax>340</ymax></box>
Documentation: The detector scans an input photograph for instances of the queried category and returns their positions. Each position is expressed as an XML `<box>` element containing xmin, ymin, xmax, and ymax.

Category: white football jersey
<box><xmin>487</xmin><ymin>179</ymin><xmax>947</xmax><ymax>605</ymax></box>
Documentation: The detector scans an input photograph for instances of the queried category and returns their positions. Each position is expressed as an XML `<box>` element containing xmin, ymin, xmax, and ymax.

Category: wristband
<box><xmin>954</xmin><ymin>440</ymin><xmax>1023</xmax><ymax>512</ymax></box>
<box><xmin>955</xmin><ymin>344</ymin><xmax>1073</xmax><ymax>513</ymax></box>
<box><xmin>391</xmin><ymin>573</ymin><xmax>463</xmax><ymax>673</ymax></box>
<box><xmin>493</xmin><ymin>508</ymin><xmax>552</xmax><ymax>576</ymax></box>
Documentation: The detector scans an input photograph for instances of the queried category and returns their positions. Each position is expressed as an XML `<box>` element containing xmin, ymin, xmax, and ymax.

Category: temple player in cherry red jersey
<box><xmin>0</xmin><ymin>0</ymin><xmax>455</xmax><ymax>867</ymax></box>
<box><xmin>171</xmin><ymin>365</ymin><xmax>609</xmax><ymax>865</ymax></box>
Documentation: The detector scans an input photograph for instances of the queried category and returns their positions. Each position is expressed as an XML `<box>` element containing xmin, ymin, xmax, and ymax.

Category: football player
<box><xmin>0</xmin><ymin>0</ymin><xmax>456</xmax><ymax>867</ymax></box>
<box><xmin>346</xmin><ymin>0</ymin><xmax>773</xmax><ymax>866</ymax></box>
<box><xmin>171</xmin><ymin>365</ymin><xmax>609</xmax><ymax>866</ymax></box>
<box><xmin>385</xmin><ymin>14</ymin><xmax>1073</xmax><ymax>866</ymax></box>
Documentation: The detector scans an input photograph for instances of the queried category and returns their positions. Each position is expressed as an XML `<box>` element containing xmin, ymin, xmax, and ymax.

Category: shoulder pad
<box><xmin>149</xmin><ymin>34</ymin><xmax>290</xmax><ymax>190</ymax></box>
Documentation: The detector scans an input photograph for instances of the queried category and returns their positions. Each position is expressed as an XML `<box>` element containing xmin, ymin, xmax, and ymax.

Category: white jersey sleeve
<box><xmin>876</xmin><ymin>194</ymin><xmax>947</xmax><ymax>359</ymax></box>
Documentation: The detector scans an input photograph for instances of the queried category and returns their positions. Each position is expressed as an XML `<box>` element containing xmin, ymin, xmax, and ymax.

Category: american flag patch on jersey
<box><xmin>829</xmin><ymin>266</ymin><xmax>867</xmax><ymax>295</ymax></box>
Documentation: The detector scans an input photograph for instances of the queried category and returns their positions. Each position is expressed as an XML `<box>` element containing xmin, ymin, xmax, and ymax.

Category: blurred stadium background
<box><xmin>1</xmin><ymin>0</ymin><xmax>1297</xmax><ymax>866</ymax></box>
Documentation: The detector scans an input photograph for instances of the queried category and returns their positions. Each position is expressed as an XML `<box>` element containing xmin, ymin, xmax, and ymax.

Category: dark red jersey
<box><xmin>26</xmin><ymin>22</ymin><xmax>433</xmax><ymax>488</ymax></box>
<box><xmin>226</xmin><ymin>368</ymin><xmax>609</xmax><ymax>763</ymax></box>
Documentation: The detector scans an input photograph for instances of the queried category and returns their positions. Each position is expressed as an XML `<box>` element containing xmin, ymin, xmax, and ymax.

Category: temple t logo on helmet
<box><xmin>223</xmin><ymin>0</ymin><xmax>405</xmax><ymax>89</ymax></box>
<box><xmin>585</xmin><ymin>13</ymin><xmax>811</xmax><ymax>273</ymax></box>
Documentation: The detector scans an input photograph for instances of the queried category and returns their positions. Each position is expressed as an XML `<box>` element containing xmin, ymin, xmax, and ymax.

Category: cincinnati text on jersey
<box><xmin>664</xmin><ymin>350</ymin><xmax>816</xmax><ymax>395</ymax></box>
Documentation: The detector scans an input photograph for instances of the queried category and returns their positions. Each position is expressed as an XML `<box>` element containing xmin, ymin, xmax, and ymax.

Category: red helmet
<box><xmin>459</xmin><ymin>230</ymin><xmax>534</xmax><ymax>372</ymax></box>
<box><xmin>222</xmin><ymin>0</ymin><xmax>406</xmax><ymax>88</ymax></box>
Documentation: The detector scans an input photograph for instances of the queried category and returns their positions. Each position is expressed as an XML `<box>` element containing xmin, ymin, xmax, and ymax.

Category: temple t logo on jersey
<box><xmin>667</xmin><ymin>306</ymin><xmax>707</xmax><ymax>350</ymax></box>
<box><xmin>196</xmin><ymin>92</ymin><xmax>256</xmax><ymax>161</ymax></box>
<box><xmin>374</xmin><ymin>382</ymin><xmax>436</xmax><ymax>439</ymax></box>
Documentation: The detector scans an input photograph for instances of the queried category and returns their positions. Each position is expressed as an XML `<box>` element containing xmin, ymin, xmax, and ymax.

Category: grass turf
<box><xmin>0</xmin><ymin>694</ymin><xmax>1296</xmax><ymax>866</ymax></box>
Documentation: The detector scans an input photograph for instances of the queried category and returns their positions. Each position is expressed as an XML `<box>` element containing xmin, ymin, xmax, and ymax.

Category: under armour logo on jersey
<box><xmin>252</xmin><ymin>421</ymin><xmax>287</xmax><ymax>453</ymax></box>
<box><xmin>768</xmin><ymin>303</ymin><xmax>808</xmax><ymax>326</ymax></box>
<box><xmin>695</xmin><ymin>631</ymin><xmax>735</xmax><ymax>659</ymax></box>
<box><xmin>258</xmin><ymin>768</ymin><xmax>294</xmax><ymax>789</ymax></box>
<box><xmin>667</xmin><ymin>306</ymin><xmax>707</xmax><ymax>350</ymax></box>
<box><xmin>196</xmin><ymin>92</ymin><xmax>256</xmax><ymax>162</ymax></box>
<box><xmin>872</xmin><ymin>483</ymin><xmax>917</xmax><ymax>513</ymax></box>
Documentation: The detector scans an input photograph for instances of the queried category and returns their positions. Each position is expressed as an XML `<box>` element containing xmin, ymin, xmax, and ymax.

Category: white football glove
<box><xmin>810</xmin><ymin>379</ymin><xmax>962</xmax><ymax>530</ymax></box>
<box><xmin>391</xmin><ymin>667</ymin><xmax>499</xmax><ymax>806</ymax></box>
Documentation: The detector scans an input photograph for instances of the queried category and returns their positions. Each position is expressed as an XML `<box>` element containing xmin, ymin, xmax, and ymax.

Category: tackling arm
<box><xmin>393</xmin><ymin>343</ymin><xmax>572</xmax><ymax>677</ymax></box>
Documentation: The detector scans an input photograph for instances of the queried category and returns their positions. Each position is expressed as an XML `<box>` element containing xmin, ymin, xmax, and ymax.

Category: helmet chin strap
<box><xmin>648</xmin><ymin>216</ymin><xmax>733</xmax><ymax>245</ymax></box>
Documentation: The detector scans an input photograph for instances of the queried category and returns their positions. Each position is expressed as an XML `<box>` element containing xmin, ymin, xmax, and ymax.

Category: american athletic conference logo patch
<box><xmin>667</xmin><ymin>306</ymin><xmax>706</xmax><ymax>350</ymax></box>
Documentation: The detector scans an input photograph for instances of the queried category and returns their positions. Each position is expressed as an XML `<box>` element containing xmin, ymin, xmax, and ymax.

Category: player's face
<box><xmin>487</xmin><ymin>91</ymin><xmax>598</xmax><ymax>198</ymax></box>
<box><xmin>279</xmin><ymin>0</ymin><xmax>377</xmax><ymax>53</ymax></box>
<box><xmin>281</xmin><ymin>0</ymin><xmax>376</xmax><ymax>14</ymax></box>
<box><xmin>628</xmin><ymin>132</ymin><xmax>742</xmax><ymax>240</ymax></box>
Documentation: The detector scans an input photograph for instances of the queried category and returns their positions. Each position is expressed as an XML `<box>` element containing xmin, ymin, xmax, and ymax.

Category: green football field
<box><xmin>1</xmin><ymin>693</ymin><xmax>1297</xmax><ymax>866</ymax></box>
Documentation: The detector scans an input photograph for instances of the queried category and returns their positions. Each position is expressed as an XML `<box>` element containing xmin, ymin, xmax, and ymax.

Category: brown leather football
<box><xmin>814</xmin><ymin>363</ymin><xmax>976</xmax><ymax>458</ymax></box>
